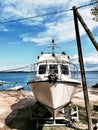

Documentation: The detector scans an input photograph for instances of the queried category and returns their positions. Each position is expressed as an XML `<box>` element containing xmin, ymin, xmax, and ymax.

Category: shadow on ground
<box><xmin>5</xmin><ymin>97</ymin><xmax>93</xmax><ymax>130</ymax></box>
<box><xmin>5</xmin><ymin>99</ymin><xmax>51</xmax><ymax>130</ymax></box>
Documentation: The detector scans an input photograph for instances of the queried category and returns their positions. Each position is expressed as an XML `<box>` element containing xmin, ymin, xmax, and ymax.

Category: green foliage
<box><xmin>91</xmin><ymin>0</ymin><xmax>98</xmax><ymax>21</ymax></box>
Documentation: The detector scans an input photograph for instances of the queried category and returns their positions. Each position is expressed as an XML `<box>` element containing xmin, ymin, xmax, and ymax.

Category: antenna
<box><xmin>47</xmin><ymin>39</ymin><xmax>60</xmax><ymax>56</ymax></box>
<box><xmin>52</xmin><ymin>39</ymin><xmax>55</xmax><ymax>55</ymax></box>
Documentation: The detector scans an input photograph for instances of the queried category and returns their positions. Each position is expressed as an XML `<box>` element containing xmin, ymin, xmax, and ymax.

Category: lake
<box><xmin>0</xmin><ymin>71</ymin><xmax>98</xmax><ymax>90</ymax></box>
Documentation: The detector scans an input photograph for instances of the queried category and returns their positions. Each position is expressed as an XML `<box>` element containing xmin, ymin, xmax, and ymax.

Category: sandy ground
<box><xmin>0</xmin><ymin>91</ymin><xmax>36</xmax><ymax>128</ymax></box>
<box><xmin>0</xmin><ymin>87</ymin><xmax>98</xmax><ymax>129</ymax></box>
<box><xmin>72</xmin><ymin>87</ymin><xmax>98</xmax><ymax>107</ymax></box>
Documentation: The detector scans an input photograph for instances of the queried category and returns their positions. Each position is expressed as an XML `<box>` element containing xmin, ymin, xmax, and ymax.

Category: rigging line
<box><xmin>0</xmin><ymin>1</ymin><xmax>98</xmax><ymax>24</ymax></box>
<box><xmin>0</xmin><ymin>64</ymin><xmax>33</xmax><ymax>72</ymax></box>
<box><xmin>0</xmin><ymin>8</ymin><xmax>72</xmax><ymax>24</ymax></box>
<box><xmin>77</xmin><ymin>1</ymin><xmax>98</xmax><ymax>9</ymax></box>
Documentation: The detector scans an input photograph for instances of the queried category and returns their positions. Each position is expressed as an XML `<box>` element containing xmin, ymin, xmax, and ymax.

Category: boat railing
<box><xmin>70</xmin><ymin>63</ymin><xmax>80</xmax><ymax>80</ymax></box>
<box><xmin>28</xmin><ymin>60</ymin><xmax>80</xmax><ymax>81</ymax></box>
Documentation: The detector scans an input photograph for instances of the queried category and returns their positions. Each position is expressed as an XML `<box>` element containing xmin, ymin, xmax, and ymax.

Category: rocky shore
<box><xmin>0</xmin><ymin>87</ymin><xmax>98</xmax><ymax>130</ymax></box>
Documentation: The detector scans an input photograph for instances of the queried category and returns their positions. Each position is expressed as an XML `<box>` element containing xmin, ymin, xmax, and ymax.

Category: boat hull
<box><xmin>28</xmin><ymin>80</ymin><xmax>80</xmax><ymax>118</ymax></box>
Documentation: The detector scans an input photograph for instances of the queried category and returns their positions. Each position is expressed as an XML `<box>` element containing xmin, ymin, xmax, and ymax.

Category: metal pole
<box><xmin>73</xmin><ymin>6</ymin><xmax>93</xmax><ymax>130</ymax></box>
<box><xmin>73</xmin><ymin>6</ymin><xmax>98</xmax><ymax>51</ymax></box>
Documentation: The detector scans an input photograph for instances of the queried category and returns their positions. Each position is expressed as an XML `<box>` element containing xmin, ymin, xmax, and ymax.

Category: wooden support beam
<box><xmin>73</xmin><ymin>6</ymin><xmax>98</xmax><ymax>51</ymax></box>
<box><xmin>73</xmin><ymin>6</ymin><xmax>93</xmax><ymax>130</ymax></box>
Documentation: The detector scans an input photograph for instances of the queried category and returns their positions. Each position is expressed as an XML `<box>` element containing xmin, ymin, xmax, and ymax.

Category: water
<box><xmin>86</xmin><ymin>71</ymin><xmax>98</xmax><ymax>86</ymax></box>
<box><xmin>0</xmin><ymin>72</ymin><xmax>30</xmax><ymax>90</ymax></box>
<box><xmin>78</xmin><ymin>71</ymin><xmax>98</xmax><ymax>87</ymax></box>
<box><xmin>0</xmin><ymin>71</ymin><xmax>98</xmax><ymax>90</ymax></box>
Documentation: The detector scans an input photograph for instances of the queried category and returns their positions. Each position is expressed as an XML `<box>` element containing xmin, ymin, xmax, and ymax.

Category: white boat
<box><xmin>0</xmin><ymin>80</ymin><xmax>3</xmax><ymax>86</ymax></box>
<box><xmin>27</xmin><ymin>39</ymin><xmax>81</xmax><ymax>120</ymax></box>
<box><xmin>7</xmin><ymin>86</ymin><xmax>24</xmax><ymax>91</ymax></box>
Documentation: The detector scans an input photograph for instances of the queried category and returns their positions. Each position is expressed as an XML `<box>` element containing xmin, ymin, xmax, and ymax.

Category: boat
<box><xmin>91</xmin><ymin>83</ymin><xmax>98</xmax><ymax>88</ymax></box>
<box><xmin>7</xmin><ymin>86</ymin><xmax>24</xmax><ymax>91</ymax></box>
<box><xmin>27</xmin><ymin>39</ymin><xmax>81</xmax><ymax>121</ymax></box>
<box><xmin>0</xmin><ymin>80</ymin><xmax>3</xmax><ymax>86</ymax></box>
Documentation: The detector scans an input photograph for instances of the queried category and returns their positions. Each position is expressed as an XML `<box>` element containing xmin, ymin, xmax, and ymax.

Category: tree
<box><xmin>91</xmin><ymin>0</ymin><xmax>98</xmax><ymax>21</ymax></box>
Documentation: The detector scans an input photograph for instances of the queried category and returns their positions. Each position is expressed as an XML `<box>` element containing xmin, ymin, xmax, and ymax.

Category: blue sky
<box><xmin>0</xmin><ymin>0</ymin><xmax>98</xmax><ymax>71</ymax></box>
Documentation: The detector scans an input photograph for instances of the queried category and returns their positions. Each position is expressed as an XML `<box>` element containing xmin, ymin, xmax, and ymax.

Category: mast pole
<box><xmin>52</xmin><ymin>39</ymin><xmax>55</xmax><ymax>55</ymax></box>
<box><xmin>73</xmin><ymin>6</ymin><xmax>93</xmax><ymax>130</ymax></box>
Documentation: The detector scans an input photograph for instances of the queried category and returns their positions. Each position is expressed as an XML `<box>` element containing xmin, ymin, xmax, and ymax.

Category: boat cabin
<box><xmin>29</xmin><ymin>51</ymin><xmax>79</xmax><ymax>82</ymax></box>
<box><xmin>35</xmin><ymin>52</ymin><xmax>72</xmax><ymax>81</ymax></box>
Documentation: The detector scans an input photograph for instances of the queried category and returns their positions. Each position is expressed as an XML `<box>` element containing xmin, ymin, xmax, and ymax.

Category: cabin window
<box><xmin>49</xmin><ymin>64</ymin><xmax>58</xmax><ymax>74</ymax></box>
<box><xmin>39</xmin><ymin>65</ymin><xmax>46</xmax><ymax>74</ymax></box>
<box><xmin>61</xmin><ymin>65</ymin><xmax>69</xmax><ymax>74</ymax></box>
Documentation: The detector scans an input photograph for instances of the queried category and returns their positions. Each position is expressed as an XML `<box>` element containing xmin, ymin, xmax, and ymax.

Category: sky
<box><xmin>0</xmin><ymin>0</ymin><xmax>98</xmax><ymax>71</ymax></box>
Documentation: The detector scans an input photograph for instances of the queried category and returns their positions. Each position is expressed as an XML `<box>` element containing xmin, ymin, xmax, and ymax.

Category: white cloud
<box><xmin>84</xmin><ymin>52</ymin><xmax>98</xmax><ymax>72</ymax></box>
<box><xmin>1</xmin><ymin>0</ymin><xmax>93</xmax><ymax>22</ymax></box>
<box><xmin>71</xmin><ymin>52</ymin><xmax>98</xmax><ymax>71</ymax></box>
<box><xmin>1</xmin><ymin>0</ymin><xmax>43</xmax><ymax>25</ymax></box>
<box><xmin>16</xmin><ymin>1</ymin><xmax>97</xmax><ymax>45</ymax></box>
<box><xmin>70</xmin><ymin>54</ymin><xmax>79</xmax><ymax>64</ymax></box>
<box><xmin>23</xmin><ymin>36</ymin><xmax>51</xmax><ymax>45</ymax></box>
<box><xmin>84</xmin><ymin>51</ymin><xmax>98</xmax><ymax>64</ymax></box>
<box><xmin>0</xmin><ymin>26</ymin><xmax>9</xmax><ymax>32</ymax></box>
<box><xmin>71</xmin><ymin>52</ymin><xmax>98</xmax><ymax>65</ymax></box>
<box><xmin>21</xmin><ymin>18</ymin><xmax>75</xmax><ymax>45</ymax></box>
<box><xmin>1</xmin><ymin>0</ymin><xmax>68</xmax><ymax>21</ymax></box>
<box><xmin>45</xmin><ymin>19</ymin><xmax>75</xmax><ymax>42</ymax></box>
<box><xmin>1</xmin><ymin>0</ymin><xmax>98</xmax><ymax>44</ymax></box>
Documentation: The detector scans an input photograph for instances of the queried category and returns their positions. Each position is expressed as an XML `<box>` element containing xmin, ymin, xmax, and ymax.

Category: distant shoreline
<box><xmin>0</xmin><ymin>70</ymin><xmax>98</xmax><ymax>73</ymax></box>
<box><xmin>0</xmin><ymin>71</ymin><xmax>30</xmax><ymax>73</ymax></box>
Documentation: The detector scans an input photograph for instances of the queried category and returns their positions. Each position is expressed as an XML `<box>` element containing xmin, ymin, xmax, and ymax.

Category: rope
<box><xmin>0</xmin><ymin>63</ymin><xmax>33</xmax><ymax>72</ymax></box>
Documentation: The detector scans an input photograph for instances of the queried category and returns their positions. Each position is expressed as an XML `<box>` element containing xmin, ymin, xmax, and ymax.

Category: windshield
<box><xmin>38</xmin><ymin>65</ymin><xmax>46</xmax><ymax>74</ymax></box>
<box><xmin>49</xmin><ymin>64</ymin><xmax>58</xmax><ymax>74</ymax></box>
<box><xmin>61</xmin><ymin>65</ymin><xmax>69</xmax><ymax>74</ymax></box>
<box><xmin>38</xmin><ymin>64</ymin><xmax>69</xmax><ymax>75</ymax></box>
